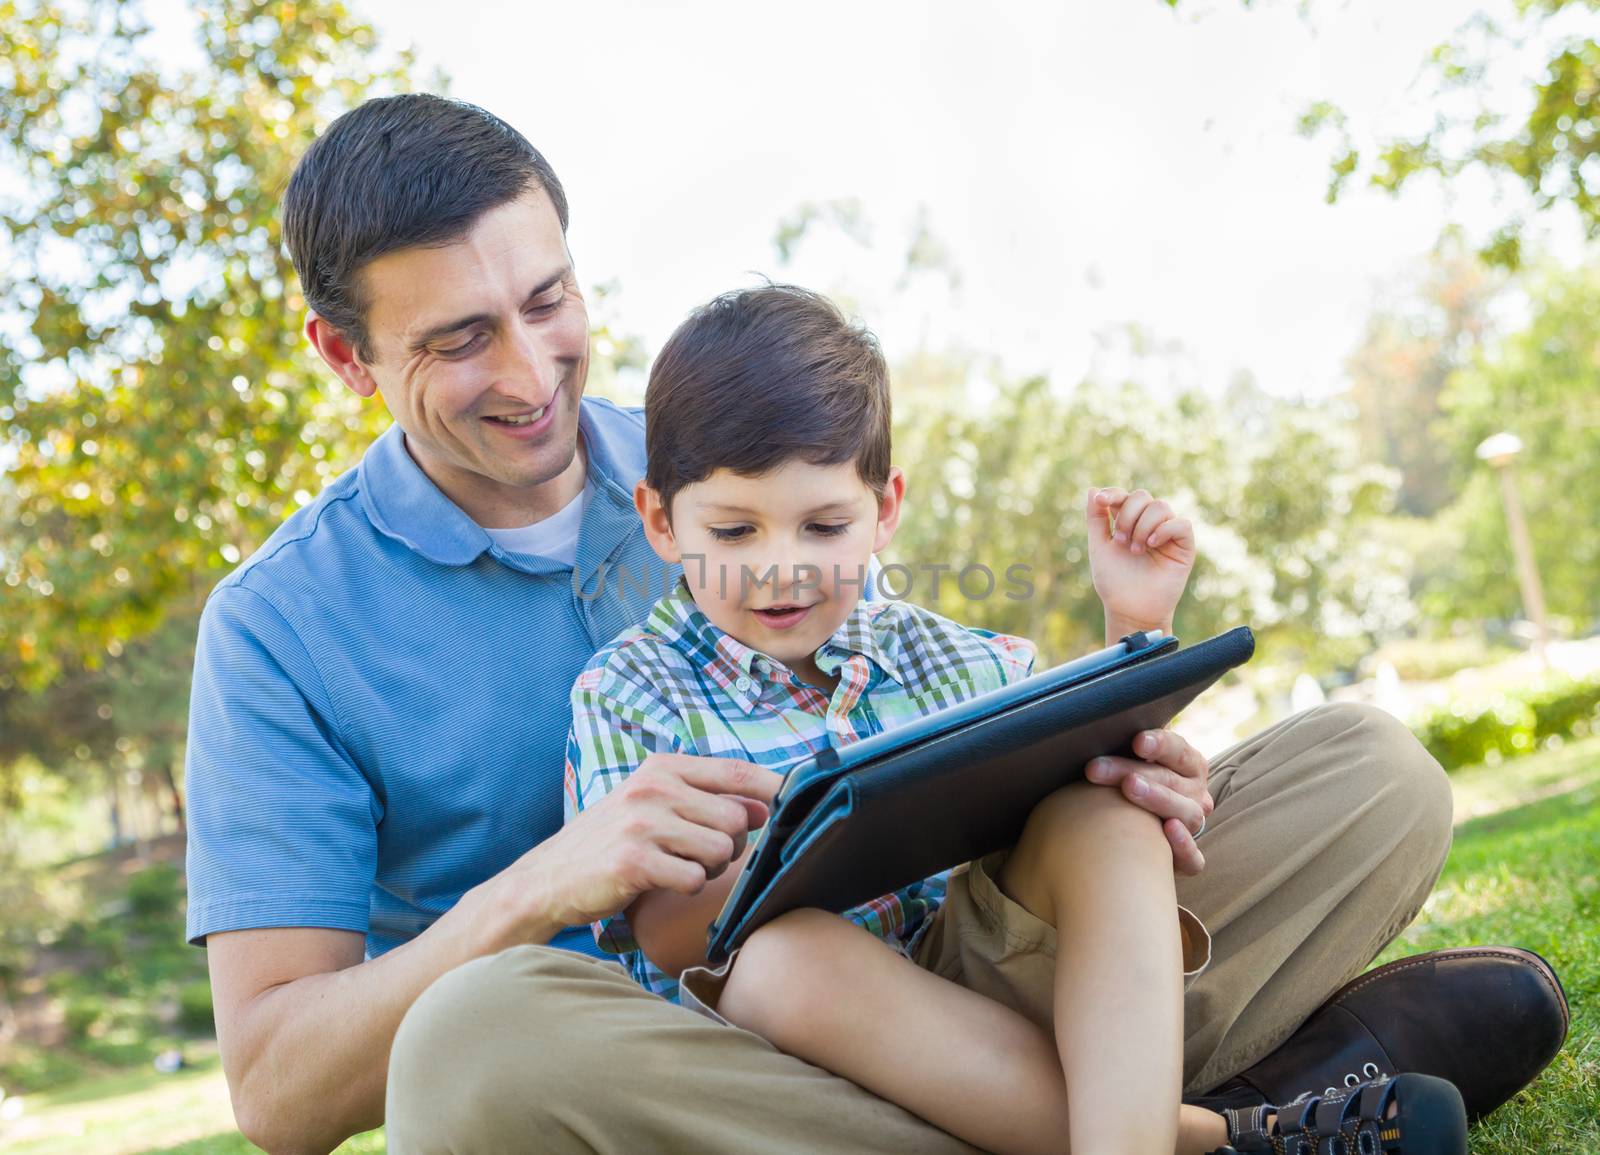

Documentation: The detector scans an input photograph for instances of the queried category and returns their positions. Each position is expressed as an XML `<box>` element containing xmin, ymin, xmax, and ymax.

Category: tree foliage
<box><xmin>0</xmin><ymin>1</ymin><xmax>655</xmax><ymax>810</ymax></box>
<box><xmin>1299</xmin><ymin>1</ymin><xmax>1600</xmax><ymax>266</ymax></box>
<box><xmin>1343</xmin><ymin>238</ymin><xmax>1501</xmax><ymax>517</ymax></box>
<box><xmin>0</xmin><ymin>0</ymin><xmax>414</xmax><ymax>695</ymax></box>
<box><xmin>888</xmin><ymin>362</ymin><xmax>1409</xmax><ymax>676</ymax></box>
<box><xmin>1421</xmin><ymin>260</ymin><xmax>1600</xmax><ymax>628</ymax></box>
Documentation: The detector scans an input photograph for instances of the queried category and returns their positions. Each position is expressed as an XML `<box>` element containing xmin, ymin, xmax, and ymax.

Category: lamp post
<box><xmin>1475</xmin><ymin>432</ymin><xmax>1550</xmax><ymax>669</ymax></box>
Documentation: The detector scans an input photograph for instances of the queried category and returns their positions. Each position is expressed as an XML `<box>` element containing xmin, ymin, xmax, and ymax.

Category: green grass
<box><xmin>0</xmin><ymin>1052</ymin><xmax>385</xmax><ymax>1154</ymax></box>
<box><xmin>2</xmin><ymin>738</ymin><xmax>1596</xmax><ymax>1154</ymax></box>
<box><xmin>1375</xmin><ymin>737</ymin><xmax>1600</xmax><ymax>1154</ymax></box>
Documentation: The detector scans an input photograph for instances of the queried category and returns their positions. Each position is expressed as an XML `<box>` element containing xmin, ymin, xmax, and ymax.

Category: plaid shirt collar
<box><xmin>645</xmin><ymin>577</ymin><xmax>903</xmax><ymax>714</ymax></box>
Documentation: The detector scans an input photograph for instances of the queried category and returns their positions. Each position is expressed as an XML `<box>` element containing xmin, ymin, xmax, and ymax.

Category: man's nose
<box><xmin>496</xmin><ymin>322</ymin><xmax>556</xmax><ymax>404</ymax></box>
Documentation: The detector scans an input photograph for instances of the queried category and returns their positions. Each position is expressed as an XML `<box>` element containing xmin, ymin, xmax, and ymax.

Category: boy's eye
<box><xmin>808</xmin><ymin>522</ymin><xmax>850</xmax><ymax>538</ymax></box>
<box><xmin>707</xmin><ymin>526</ymin><xmax>752</xmax><ymax>542</ymax></box>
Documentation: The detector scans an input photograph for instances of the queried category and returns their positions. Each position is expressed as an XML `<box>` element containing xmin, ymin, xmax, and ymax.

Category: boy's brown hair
<box><xmin>644</xmin><ymin>284</ymin><xmax>891</xmax><ymax>517</ymax></box>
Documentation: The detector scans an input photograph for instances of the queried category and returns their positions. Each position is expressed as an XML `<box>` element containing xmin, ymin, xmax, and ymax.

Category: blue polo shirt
<box><xmin>183</xmin><ymin>396</ymin><xmax>675</xmax><ymax>958</ymax></box>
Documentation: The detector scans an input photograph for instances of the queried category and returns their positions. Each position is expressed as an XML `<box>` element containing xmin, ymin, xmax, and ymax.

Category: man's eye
<box><xmin>435</xmin><ymin>333</ymin><xmax>486</xmax><ymax>358</ymax></box>
<box><xmin>707</xmin><ymin>526</ymin><xmax>752</xmax><ymax>542</ymax></box>
<box><xmin>526</xmin><ymin>294</ymin><xmax>563</xmax><ymax>318</ymax></box>
<box><xmin>809</xmin><ymin>523</ymin><xmax>850</xmax><ymax>537</ymax></box>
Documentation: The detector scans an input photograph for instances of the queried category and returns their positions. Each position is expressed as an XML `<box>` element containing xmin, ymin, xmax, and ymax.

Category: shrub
<box><xmin>177</xmin><ymin>979</ymin><xmax>215</xmax><ymax>1033</ymax></box>
<box><xmin>1415</xmin><ymin>696</ymin><xmax>1536</xmax><ymax>771</ymax></box>
<box><xmin>1412</xmin><ymin>672</ymin><xmax>1600</xmax><ymax>771</ymax></box>
<box><xmin>125</xmin><ymin>863</ymin><xmax>184</xmax><ymax>918</ymax></box>
<box><xmin>0</xmin><ymin>1043</ymin><xmax>87</xmax><ymax>1094</ymax></box>
<box><xmin>62</xmin><ymin>993</ymin><xmax>109</xmax><ymax>1040</ymax></box>
<box><xmin>1523</xmin><ymin>676</ymin><xmax>1600</xmax><ymax>741</ymax></box>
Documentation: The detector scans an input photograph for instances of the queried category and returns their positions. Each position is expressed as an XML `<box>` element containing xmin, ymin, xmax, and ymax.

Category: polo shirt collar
<box><xmin>359</xmin><ymin>403</ymin><xmax>643</xmax><ymax>575</ymax></box>
<box><xmin>647</xmin><ymin>577</ymin><xmax>904</xmax><ymax>715</ymax></box>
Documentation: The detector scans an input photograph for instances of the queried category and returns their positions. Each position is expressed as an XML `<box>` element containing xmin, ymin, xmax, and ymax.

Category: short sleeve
<box><xmin>183</xmin><ymin>585</ymin><xmax>379</xmax><ymax>946</ymax></box>
<box><xmin>563</xmin><ymin>653</ymin><xmax>689</xmax><ymax>957</ymax></box>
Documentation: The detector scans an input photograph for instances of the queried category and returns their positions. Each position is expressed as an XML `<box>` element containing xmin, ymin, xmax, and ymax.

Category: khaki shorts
<box><xmin>681</xmin><ymin>850</ymin><xmax>1211</xmax><ymax>1033</ymax></box>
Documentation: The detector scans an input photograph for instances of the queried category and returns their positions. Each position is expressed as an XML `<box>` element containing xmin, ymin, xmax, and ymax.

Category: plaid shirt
<box><xmin>564</xmin><ymin>577</ymin><xmax>1037</xmax><ymax>1000</ymax></box>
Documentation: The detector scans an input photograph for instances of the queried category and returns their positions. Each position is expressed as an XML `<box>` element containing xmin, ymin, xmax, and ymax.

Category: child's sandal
<box><xmin>1207</xmin><ymin>1071</ymin><xmax>1468</xmax><ymax>1155</ymax></box>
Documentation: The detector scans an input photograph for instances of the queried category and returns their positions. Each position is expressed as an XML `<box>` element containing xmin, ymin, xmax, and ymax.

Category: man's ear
<box><xmin>305</xmin><ymin>311</ymin><xmax>380</xmax><ymax>400</ymax></box>
<box><xmin>871</xmin><ymin>467</ymin><xmax>906</xmax><ymax>553</ymax></box>
<box><xmin>634</xmin><ymin>480</ymin><xmax>681</xmax><ymax>564</ymax></box>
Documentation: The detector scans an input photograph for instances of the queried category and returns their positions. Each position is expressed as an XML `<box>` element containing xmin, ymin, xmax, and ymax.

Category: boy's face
<box><xmin>637</xmin><ymin>460</ymin><xmax>905</xmax><ymax>673</ymax></box>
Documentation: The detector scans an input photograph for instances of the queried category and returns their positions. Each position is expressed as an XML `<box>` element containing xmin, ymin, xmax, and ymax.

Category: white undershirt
<box><xmin>482</xmin><ymin>479</ymin><xmax>593</xmax><ymax>566</ymax></box>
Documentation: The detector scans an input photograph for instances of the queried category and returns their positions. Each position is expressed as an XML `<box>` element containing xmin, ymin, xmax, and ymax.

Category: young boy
<box><xmin>564</xmin><ymin>284</ymin><xmax>1217</xmax><ymax>1154</ymax></box>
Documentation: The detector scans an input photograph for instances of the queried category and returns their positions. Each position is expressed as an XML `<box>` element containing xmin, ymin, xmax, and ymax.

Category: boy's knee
<box><xmin>1018</xmin><ymin>779</ymin><xmax>1165</xmax><ymax>862</ymax></box>
<box><xmin>719</xmin><ymin>908</ymin><xmax>847</xmax><ymax>1041</ymax></box>
<box><xmin>1001</xmin><ymin>781</ymin><xmax>1166</xmax><ymax>922</ymax></box>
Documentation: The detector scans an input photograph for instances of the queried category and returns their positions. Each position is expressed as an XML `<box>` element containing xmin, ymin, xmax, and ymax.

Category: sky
<box><xmin>163</xmin><ymin>0</ymin><xmax>1551</xmax><ymax>399</ymax></box>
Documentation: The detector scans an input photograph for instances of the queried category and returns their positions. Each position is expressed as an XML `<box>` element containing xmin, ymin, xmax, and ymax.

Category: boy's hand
<box><xmin>1086</xmin><ymin>487</ymin><xmax>1196</xmax><ymax>637</ymax></box>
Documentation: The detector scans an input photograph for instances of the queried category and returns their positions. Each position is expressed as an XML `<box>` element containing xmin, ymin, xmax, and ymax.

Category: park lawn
<box><xmin>3</xmin><ymin>736</ymin><xmax>1596</xmax><ymax>1155</ymax></box>
<box><xmin>1372</xmin><ymin>737</ymin><xmax>1600</xmax><ymax>1154</ymax></box>
<box><xmin>0</xmin><ymin>1047</ymin><xmax>381</xmax><ymax>1155</ymax></box>
<box><xmin>0</xmin><ymin>1048</ymin><xmax>383</xmax><ymax>1155</ymax></box>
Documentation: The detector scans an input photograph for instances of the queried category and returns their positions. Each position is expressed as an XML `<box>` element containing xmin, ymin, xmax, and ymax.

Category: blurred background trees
<box><xmin>0</xmin><ymin>0</ymin><xmax>1597</xmax><ymax>1125</ymax></box>
<box><xmin>1</xmin><ymin>0</ymin><xmax>412</xmax><ymax>836</ymax></box>
<box><xmin>1299</xmin><ymin>0</ymin><xmax>1600</xmax><ymax>268</ymax></box>
<box><xmin>1</xmin><ymin>0</ymin><xmax>1596</xmax><ymax>843</ymax></box>
<box><xmin>0</xmin><ymin>0</ymin><xmax>645</xmax><ymax>842</ymax></box>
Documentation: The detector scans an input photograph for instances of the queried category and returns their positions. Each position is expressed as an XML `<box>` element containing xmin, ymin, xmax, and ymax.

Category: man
<box><xmin>185</xmin><ymin>94</ymin><xmax>1565</xmax><ymax>1155</ymax></box>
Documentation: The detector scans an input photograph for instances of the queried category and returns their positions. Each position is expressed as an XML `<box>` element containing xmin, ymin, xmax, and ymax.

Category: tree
<box><xmin>888</xmin><ymin>361</ymin><xmax>1408</xmax><ymax>676</ymax></box>
<box><xmin>0</xmin><ymin>1</ymin><xmax>652</xmax><ymax>817</ymax></box>
<box><xmin>1343</xmin><ymin>238</ymin><xmax>1501</xmax><ymax>517</ymax></box>
<box><xmin>0</xmin><ymin>0</ymin><xmax>415</xmax><ymax>696</ymax></box>
<box><xmin>1419</xmin><ymin>260</ymin><xmax>1600</xmax><ymax>630</ymax></box>
<box><xmin>768</xmin><ymin>190</ymin><xmax>1410</xmax><ymax>676</ymax></box>
<box><xmin>1298</xmin><ymin>0</ymin><xmax>1600</xmax><ymax>267</ymax></box>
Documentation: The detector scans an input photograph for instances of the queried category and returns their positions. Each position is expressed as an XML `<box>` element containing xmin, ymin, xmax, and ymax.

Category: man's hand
<box><xmin>463</xmin><ymin>752</ymin><xmax>782</xmax><ymax>952</ymax></box>
<box><xmin>1085</xmin><ymin>729</ymin><xmax>1213</xmax><ymax>876</ymax></box>
<box><xmin>1086</xmin><ymin>487</ymin><xmax>1196</xmax><ymax>639</ymax></box>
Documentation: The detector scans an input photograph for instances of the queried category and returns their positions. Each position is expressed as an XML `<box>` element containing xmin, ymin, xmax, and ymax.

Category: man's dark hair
<box><xmin>645</xmin><ymin>284</ymin><xmax>891</xmax><ymax>517</ymax></box>
<box><xmin>282</xmin><ymin>93</ymin><xmax>568</xmax><ymax>358</ymax></box>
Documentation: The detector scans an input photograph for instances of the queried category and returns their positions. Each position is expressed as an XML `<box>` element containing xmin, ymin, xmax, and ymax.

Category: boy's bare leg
<box><xmin>998</xmin><ymin>782</ymin><xmax>1215</xmax><ymax>1155</ymax></box>
<box><xmin>716</xmin><ymin>787</ymin><xmax>1231</xmax><ymax>1155</ymax></box>
<box><xmin>719</xmin><ymin>908</ymin><xmax>1073</xmax><ymax>1155</ymax></box>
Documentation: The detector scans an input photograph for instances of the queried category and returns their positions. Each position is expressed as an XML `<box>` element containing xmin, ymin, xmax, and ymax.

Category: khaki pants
<box><xmin>386</xmin><ymin>703</ymin><xmax>1452</xmax><ymax>1154</ymax></box>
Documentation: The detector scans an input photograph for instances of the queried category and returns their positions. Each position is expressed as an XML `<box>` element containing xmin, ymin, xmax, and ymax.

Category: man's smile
<box><xmin>485</xmin><ymin>409</ymin><xmax>545</xmax><ymax>426</ymax></box>
<box><xmin>480</xmin><ymin>384</ymin><xmax>561</xmax><ymax>439</ymax></box>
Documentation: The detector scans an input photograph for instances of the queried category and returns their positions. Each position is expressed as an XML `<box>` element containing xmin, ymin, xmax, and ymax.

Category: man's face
<box><xmin>354</xmin><ymin>189</ymin><xmax>589</xmax><ymax>520</ymax></box>
<box><xmin>643</xmin><ymin>460</ymin><xmax>904</xmax><ymax>672</ymax></box>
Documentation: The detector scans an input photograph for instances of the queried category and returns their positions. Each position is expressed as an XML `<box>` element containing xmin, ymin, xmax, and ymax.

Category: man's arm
<box><xmin>208</xmin><ymin>751</ymin><xmax>779</xmax><ymax>1155</ymax></box>
<box><xmin>208</xmin><ymin>925</ymin><xmax>461</xmax><ymax>1154</ymax></box>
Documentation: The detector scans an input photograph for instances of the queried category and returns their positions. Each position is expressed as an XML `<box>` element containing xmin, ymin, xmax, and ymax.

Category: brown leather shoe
<box><xmin>1192</xmin><ymin>947</ymin><xmax>1568</xmax><ymax>1124</ymax></box>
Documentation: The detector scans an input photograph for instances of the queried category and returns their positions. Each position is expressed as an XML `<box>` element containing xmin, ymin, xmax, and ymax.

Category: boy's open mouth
<box><xmin>752</xmin><ymin>604</ymin><xmax>812</xmax><ymax>630</ymax></box>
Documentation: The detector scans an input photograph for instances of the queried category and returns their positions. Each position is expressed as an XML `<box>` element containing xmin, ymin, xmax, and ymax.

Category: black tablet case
<box><xmin>706</xmin><ymin>626</ymin><xmax>1255</xmax><ymax>964</ymax></box>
